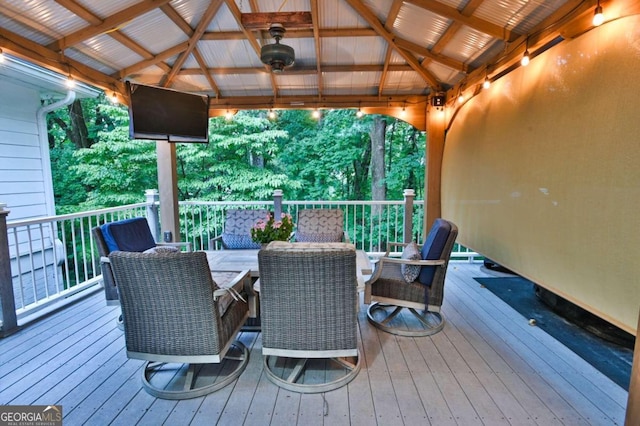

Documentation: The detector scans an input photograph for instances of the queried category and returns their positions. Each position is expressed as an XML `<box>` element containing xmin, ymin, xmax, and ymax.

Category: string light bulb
<box><xmin>0</xmin><ymin>48</ymin><xmax>5</xmax><ymax>63</ymax></box>
<box><xmin>457</xmin><ymin>92</ymin><xmax>465</xmax><ymax>104</ymax></box>
<box><xmin>65</xmin><ymin>75</ymin><xmax>76</xmax><ymax>88</ymax></box>
<box><xmin>356</xmin><ymin>108</ymin><xmax>364</xmax><ymax>118</ymax></box>
<box><xmin>312</xmin><ymin>109</ymin><xmax>321</xmax><ymax>119</ymax></box>
<box><xmin>521</xmin><ymin>49</ymin><xmax>530</xmax><ymax>67</ymax></box>
<box><xmin>483</xmin><ymin>76</ymin><xmax>491</xmax><ymax>90</ymax></box>
<box><xmin>268</xmin><ymin>109</ymin><xmax>277</xmax><ymax>119</ymax></box>
<box><xmin>593</xmin><ymin>0</ymin><xmax>604</xmax><ymax>26</ymax></box>
<box><xmin>225</xmin><ymin>110</ymin><xmax>233</xmax><ymax>120</ymax></box>
<box><xmin>109</xmin><ymin>92</ymin><xmax>118</xmax><ymax>103</ymax></box>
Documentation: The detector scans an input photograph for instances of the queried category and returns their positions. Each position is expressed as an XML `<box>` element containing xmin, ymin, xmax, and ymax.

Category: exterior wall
<box><xmin>0</xmin><ymin>79</ymin><xmax>49</xmax><ymax>220</ymax></box>
<box><xmin>441</xmin><ymin>15</ymin><xmax>640</xmax><ymax>333</ymax></box>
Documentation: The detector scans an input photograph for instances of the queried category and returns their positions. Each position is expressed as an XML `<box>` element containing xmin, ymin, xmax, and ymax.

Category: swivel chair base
<box><xmin>367</xmin><ymin>303</ymin><xmax>445</xmax><ymax>337</ymax></box>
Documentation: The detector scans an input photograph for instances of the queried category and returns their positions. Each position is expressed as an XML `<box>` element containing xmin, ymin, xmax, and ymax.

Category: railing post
<box><xmin>273</xmin><ymin>189</ymin><xmax>283</xmax><ymax>219</ymax></box>
<box><xmin>403</xmin><ymin>189</ymin><xmax>415</xmax><ymax>243</ymax></box>
<box><xmin>145</xmin><ymin>189</ymin><xmax>160</xmax><ymax>242</ymax></box>
<box><xmin>0</xmin><ymin>203</ymin><xmax>18</xmax><ymax>337</ymax></box>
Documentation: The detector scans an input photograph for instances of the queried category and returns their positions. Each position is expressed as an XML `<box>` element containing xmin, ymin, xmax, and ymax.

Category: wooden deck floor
<box><xmin>0</xmin><ymin>262</ymin><xmax>628</xmax><ymax>425</ymax></box>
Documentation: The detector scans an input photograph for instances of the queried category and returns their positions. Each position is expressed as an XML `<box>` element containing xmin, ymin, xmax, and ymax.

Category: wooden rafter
<box><xmin>345</xmin><ymin>0</ymin><xmax>440</xmax><ymax>89</ymax></box>
<box><xmin>118</xmin><ymin>42</ymin><xmax>190</xmax><ymax>79</ymax></box>
<box><xmin>161</xmin><ymin>0</ymin><xmax>222</xmax><ymax>87</ymax></box>
<box><xmin>406</xmin><ymin>0</ymin><xmax>513</xmax><ymax>41</ymax></box>
<box><xmin>178</xmin><ymin>64</ymin><xmax>415</xmax><ymax>76</ymax></box>
<box><xmin>310</xmin><ymin>0</ymin><xmax>323</xmax><ymax>98</ymax></box>
<box><xmin>378</xmin><ymin>0</ymin><xmax>403</xmax><ymax>98</ymax></box>
<box><xmin>54</xmin><ymin>0</ymin><xmax>171</xmax><ymax>75</ymax></box>
<box><xmin>159</xmin><ymin>3</ymin><xmax>221</xmax><ymax>95</ymax></box>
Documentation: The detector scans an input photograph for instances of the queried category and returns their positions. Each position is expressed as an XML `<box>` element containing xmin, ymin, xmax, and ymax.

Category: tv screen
<box><xmin>127</xmin><ymin>82</ymin><xmax>209</xmax><ymax>143</ymax></box>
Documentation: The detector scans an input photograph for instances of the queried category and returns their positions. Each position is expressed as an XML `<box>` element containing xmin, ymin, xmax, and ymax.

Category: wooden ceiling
<box><xmin>0</xmin><ymin>0</ymin><xmax>633</xmax><ymax>128</ymax></box>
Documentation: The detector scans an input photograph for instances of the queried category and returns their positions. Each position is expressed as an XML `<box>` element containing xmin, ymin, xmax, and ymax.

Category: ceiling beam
<box><xmin>395</xmin><ymin>38</ymin><xmax>467</xmax><ymax>72</ymax></box>
<box><xmin>118</xmin><ymin>42</ymin><xmax>189</xmax><ymax>79</ymax></box>
<box><xmin>345</xmin><ymin>0</ymin><xmax>440</xmax><ymax>89</ymax></box>
<box><xmin>224</xmin><ymin>0</ymin><xmax>279</xmax><ymax>97</ymax></box>
<box><xmin>178</xmin><ymin>64</ymin><xmax>415</xmax><ymax>76</ymax></box>
<box><xmin>47</xmin><ymin>0</ymin><xmax>173</xmax><ymax>52</ymax></box>
<box><xmin>200</xmin><ymin>28</ymin><xmax>378</xmax><ymax>40</ymax></box>
<box><xmin>210</xmin><ymin>94</ymin><xmax>428</xmax><ymax>109</ymax></box>
<box><xmin>241</xmin><ymin>12</ymin><xmax>313</xmax><ymax>29</ymax></box>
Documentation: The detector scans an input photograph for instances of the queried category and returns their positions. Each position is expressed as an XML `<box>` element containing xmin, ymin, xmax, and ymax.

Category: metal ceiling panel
<box><xmin>323</xmin><ymin>71</ymin><xmax>380</xmax><ymax>94</ymax></box>
<box><xmin>171</xmin><ymin>74</ymin><xmax>211</xmax><ymax>93</ymax></box>
<box><xmin>119</xmin><ymin>9</ymin><xmax>189</xmax><ymax>55</ymax></box>
<box><xmin>395</xmin><ymin>2</ymin><xmax>451</xmax><ymax>49</ymax></box>
<box><xmin>170</xmin><ymin>0</ymin><xmax>213</xmax><ymax>28</ymax></box>
<box><xmin>77</xmin><ymin>33</ymin><xmax>145</xmax><ymax>71</ymax></box>
<box><xmin>383</xmin><ymin>71</ymin><xmax>431</xmax><ymax>94</ymax></box>
<box><xmin>208</xmin><ymin>3</ymin><xmax>241</xmax><ymax>32</ymax></box>
<box><xmin>321</xmin><ymin>37</ymin><xmax>385</xmax><ymax>66</ymax></box>
<box><xmin>363</xmin><ymin>0</ymin><xmax>393</xmax><ymax>23</ymax></box>
<box><xmin>215</xmin><ymin>73</ymin><xmax>273</xmax><ymax>96</ymax></box>
<box><xmin>426</xmin><ymin>62</ymin><xmax>465</xmax><ymax>85</ymax></box>
<box><xmin>319</xmin><ymin>0</ymin><xmax>368</xmax><ymax>28</ymax></box>
<box><xmin>198</xmin><ymin>39</ymin><xmax>265</xmax><ymax>68</ymax></box>
<box><xmin>74</xmin><ymin>0</ymin><xmax>140</xmax><ymax>20</ymax></box>
<box><xmin>275</xmin><ymin>73</ymin><xmax>317</xmax><ymax>92</ymax></box>
<box><xmin>439</xmin><ymin>26</ymin><xmax>496</xmax><ymax>64</ymax></box>
<box><xmin>0</xmin><ymin>0</ymin><xmax>85</xmax><ymax>44</ymax></box>
<box><xmin>474</xmin><ymin>0</ymin><xmax>567</xmax><ymax>33</ymax></box>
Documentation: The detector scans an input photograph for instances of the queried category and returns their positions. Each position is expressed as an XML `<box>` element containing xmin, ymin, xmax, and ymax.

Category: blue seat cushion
<box><xmin>101</xmin><ymin>217</ymin><xmax>157</xmax><ymax>253</ymax></box>
<box><xmin>417</xmin><ymin>219</ymin><xmax>451</xmax><ymax>286</ymax></box>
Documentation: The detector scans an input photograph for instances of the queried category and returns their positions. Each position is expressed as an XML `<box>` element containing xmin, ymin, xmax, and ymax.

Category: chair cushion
<box><xmin>221</xmin><ymin>232</ymin><xmax>262</xmax><ymax>249</ymax></box>
<box><xmin>400</xmin><ymin>242</ymin><xmax>421</xmax><ymax>282</ymax></box>
<box><xmin>101</xmin><ymin>217</ymin><xmax>157</xmax><ymax>253</ymax></box>
<box><xmin>417</xmin><ymin>219</ymin><xmax>452</xmax><ymax>286</ymax></box>
<box><xmin>295</xmin><ymin>231</ymin><xmax>344</xmax><ymax>243</ymax></box>
<box><xmin>143</xmin><ymin>245</ymin><xmax>179</xmax><ymax>254</ymax></box>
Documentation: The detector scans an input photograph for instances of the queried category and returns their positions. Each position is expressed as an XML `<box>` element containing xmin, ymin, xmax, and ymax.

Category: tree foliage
<box><xmin>48</xmin><ymin>97</ymin><xmax>426</xmax><ymax>213</ymax></box>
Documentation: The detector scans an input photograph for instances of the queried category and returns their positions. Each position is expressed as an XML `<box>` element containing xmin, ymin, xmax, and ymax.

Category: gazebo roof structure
<box><xmin>1</xmin><ymin>0</ymin><xmax>629</xmax><ymax>129</ymax></box>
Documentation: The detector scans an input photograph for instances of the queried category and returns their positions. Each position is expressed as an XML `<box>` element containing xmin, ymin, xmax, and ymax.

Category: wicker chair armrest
<box><xmin>367</xmin><ymin>256</ymin><xmax>445</xmax><ymax>284</ymax></box>
<box><xmin>157</xmin><ymin>241</ymin><xmax>193</xmax><ymax>252</ymax></box>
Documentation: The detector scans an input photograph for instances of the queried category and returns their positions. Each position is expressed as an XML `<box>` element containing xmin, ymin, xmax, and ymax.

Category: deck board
<box><xmin>0</xmin><ymin>261</ymin><xmax>628</xmax><ymax>425</ymax></box>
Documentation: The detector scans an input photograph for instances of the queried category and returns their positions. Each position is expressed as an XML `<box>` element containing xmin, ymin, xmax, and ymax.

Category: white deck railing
<box><xmin>0</xmin><ymin>192</ymin><xmax>478</xmax><ymax>335</ymax></box>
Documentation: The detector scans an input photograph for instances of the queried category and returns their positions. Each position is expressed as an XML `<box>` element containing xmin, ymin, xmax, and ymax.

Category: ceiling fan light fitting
<box><xmin>261</xmin><ymin>24</ymin><xmax>295</xmax><ymax>73</ymax></box>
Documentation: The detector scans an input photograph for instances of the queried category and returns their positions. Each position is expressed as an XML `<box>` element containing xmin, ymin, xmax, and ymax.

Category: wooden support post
<box><xmin>425</xmin><ymin>105</ymin><xmax>446</xmax><ymax>234</ymax></box>
<box><xmin>156</xmin><ymin>142</ymin><xmax>180</xmax><ymax>242</ymax></box>
<box><xmin>0</xmin><ymin>204</ymin><xmax>18</xmax><ymax>337</ymax></box>
<box><xmin>403</xmin><ymin>189</ymin><xmax>415</xmax><ymax>243</ymax></box>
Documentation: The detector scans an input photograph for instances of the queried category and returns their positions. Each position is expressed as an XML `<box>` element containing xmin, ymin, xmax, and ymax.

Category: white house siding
<box><xmin>0</xmin><ymin>79</ymin><xmax>48</xmax><ymax>221</ymax></box>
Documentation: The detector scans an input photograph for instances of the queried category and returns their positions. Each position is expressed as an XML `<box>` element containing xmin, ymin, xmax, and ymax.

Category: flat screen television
<box><xmin>127</xmin><ymin>82</ymin><xmax>210</xmax><ymax>143</ymax></box>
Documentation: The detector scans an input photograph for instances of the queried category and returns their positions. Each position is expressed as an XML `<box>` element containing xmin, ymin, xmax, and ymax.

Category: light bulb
<box><xmin>457</xmin><ymin>94</ymin><xmax>465</xmax><ymax>104</ymax></box>
<box><xmin>483</xmin><ymin>77</ymin><xmax>491</xmax><ymax>90</ymax></box>
<box><xmin>521</xmin><ymin>50</ymin><xmax>530</xmax><ymax>67</ymax></box>
<box><xmin>356</xmin><ymin>109</ymin><xmax>364</xmax><ymax>118</ymax></box>
<box><xmin>65</xmin><ymin>75</ymin><xmax>76</xmax><ymax>88</ymax></box>
<box><xmin>268</xmin><ymin>110</ymin><xmax>277</xmax><ymax>119</ymax></box>
<box><xmin>0</xmin><ymin>48</ymin><xmax>4</xmax><ymax>63</ymax></box>
<box><xmin>312</xmin><ymin>109</ymin><xmax>321</xmax><ymax>119</ymax></box>
<box><xmin>225</xmin><ymin>110</ymin><xmax>233</xmax><ymax>120</ymax></box>
<box><xmin>109</xmin><ymin>92</ymin><xmax>118</xmax><ymax>103</ymax></box>
<box><xmin>593</xmin><ymin>5</ymin><xmax>604</xmax><ymax>26</ymax></box>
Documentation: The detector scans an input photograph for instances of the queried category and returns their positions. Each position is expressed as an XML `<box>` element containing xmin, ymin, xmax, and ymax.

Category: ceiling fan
<box><xmin>260</xmin><ymin>23</ymin><xmax>295</xmax><ymax>73</ymax></box>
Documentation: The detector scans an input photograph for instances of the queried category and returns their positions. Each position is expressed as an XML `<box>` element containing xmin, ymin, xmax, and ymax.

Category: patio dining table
<box><xmin>205</xmin><ymin>248</ymin><xmax>373</xmax><ymax>294</ymax></box>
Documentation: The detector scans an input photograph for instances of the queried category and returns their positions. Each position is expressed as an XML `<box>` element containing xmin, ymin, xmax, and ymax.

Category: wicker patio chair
<box><xmin>294</xmin><ymin>208</ymin><xmax>349</xmax><ymax>243</ymax></box>
<box><xmin>365</xmin><ymin>218</ymin><xmax>458</xmax><ymax>336</ymax></box>
<box><xmin>257</xmin><ymin>242</ymin><xmax>360</xmax><ymax>393</ymax></box>
<box><xmin>108</xmin><ymin>251</ymin><xmax>250</xmax><ymax>399</ymax></box>
<box><xmin>209</xmin><ymin>209</ymin><xmax>268</xmax><ymax>249</ymax></box>
<box><xmin>92</xmin><ymin>217</ymin><xmax>190</xmax><ymax>305</ymax></box>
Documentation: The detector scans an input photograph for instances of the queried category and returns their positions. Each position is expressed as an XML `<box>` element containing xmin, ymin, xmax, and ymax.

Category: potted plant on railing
<box><xmin>250</xmin><ymin>212</ymin><xmax>295</xmax><ymax>247</ymax></box>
